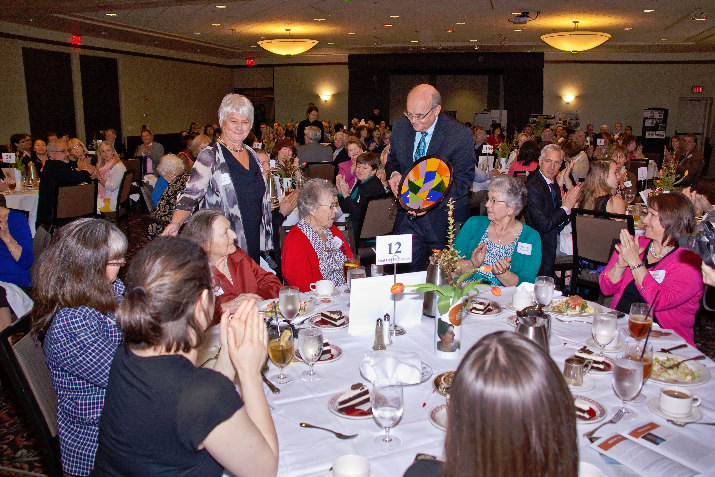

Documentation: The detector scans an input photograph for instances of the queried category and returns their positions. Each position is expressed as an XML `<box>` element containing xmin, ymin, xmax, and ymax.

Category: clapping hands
<box><xmin>614</xmin><ymin>229</ymin><xmax>645</xmax><ymax>269</ymax></box>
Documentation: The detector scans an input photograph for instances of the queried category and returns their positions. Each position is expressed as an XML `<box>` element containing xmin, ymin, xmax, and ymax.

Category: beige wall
<box><xmin>543</xmin><ymin>52</ymin><xmax>715</xmax><ymax>139</ymax></box>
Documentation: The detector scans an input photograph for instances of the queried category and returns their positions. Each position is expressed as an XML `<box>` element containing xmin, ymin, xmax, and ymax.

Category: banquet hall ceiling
<box><xmin>0</xmin><ymin>0</ymin><xmax>713</xmax><ymax>61</ymax></box>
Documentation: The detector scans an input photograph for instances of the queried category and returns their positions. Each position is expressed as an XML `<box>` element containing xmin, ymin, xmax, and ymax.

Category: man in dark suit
<box><xmin>296</xmin><ymin>126</ymin><xmax>332</xmax><ymax>163</ymax></box>
<box><xmin>386</xmin><ymin>84</ymin><xmax>475</xmax><ymax>271</ymax></box>
<box><xmin>677</xmin><ymin>134</ymin><xmax>704</xmax><ymax>188</ymax></box>
<box><xmin>134</xmin><ymin>129</ymin><xmax>164</xmax><ymax>175</ymax></box>
<box><xmin>525</xmin><ymin>144</ymin><xmax>582</xmax><ymax>277</ymax></box>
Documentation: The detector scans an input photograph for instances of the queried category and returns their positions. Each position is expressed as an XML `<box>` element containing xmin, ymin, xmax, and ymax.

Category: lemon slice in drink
<box><xmin>280</xmin><ymin>329</ymin><xmax>291</xmax><ymax>347</ymax></box>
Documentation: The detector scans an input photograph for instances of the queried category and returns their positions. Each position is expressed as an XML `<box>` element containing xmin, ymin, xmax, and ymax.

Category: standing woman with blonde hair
<box><xmin>96</xmin><ymin>142</ymin><xmax>127</xmax><ymax>212</ymax></box>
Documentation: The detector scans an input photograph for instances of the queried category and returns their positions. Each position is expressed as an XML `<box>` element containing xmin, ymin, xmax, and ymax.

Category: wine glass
<box><xmin>8</xmin><ymin>179</ymin><xmax>16</xmax><ymax>192</ymax></box>
<box><xmin>278</xmin><ymin>286</ymin><xmax>300</xmax><ymax>322</ymax></box>
<box><xmin>612</xmin><ymin>354</ymin><xmax>644</xmax><ymax>420</ymax></box>
<box><xmin>371</xmin><ymin>380</ymin><xmax>403</xmax><ymax>448</ymax></box>
<box><xmin>624</xmin><ymin>341</ymin><xmax>652</xmax><ymax>403</ymax></box>
<box><xmin>267</xmin><ymin>321</ymin><xmax>294</xmax><ymax>384</ymax></box>
<box><xmin>298</xmin><ymin>325</ymin><xmax>323</xmax><ymax>381</ymax></box>
<box><xmin>623</xmin><ymin>188</ymin><xmax>635</xmax><ymax>204</ymax></box>
<box><xmin>534</xmin><ymin>276</ymin><xmax>555</xmax><ymax>309</ymax></box>
<box><xmin>628</xmin><ymin>303</ymin><xmax>651</xmax><ymax>342</ymax></box>
<box><xmin>591</xmin><ymin>313</ymin><xmax>617</xmax><ymax>356</ymax></box>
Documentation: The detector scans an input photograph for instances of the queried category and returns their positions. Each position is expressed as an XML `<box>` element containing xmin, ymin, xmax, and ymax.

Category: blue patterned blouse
<box><xmin>43</xmin><ymin>279</ymin><xmax>125</xmax><ymax>476</ymax></box>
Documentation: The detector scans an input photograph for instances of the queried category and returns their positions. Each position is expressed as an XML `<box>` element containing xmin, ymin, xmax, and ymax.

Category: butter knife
<box><xmin>262</xmin><ymin>372</ymin><xmax>281</xmax><ymax>394</ymax></box>
<box><xmin>660</xmin><ymin>344</ymin><xmax>687</xmax><ymax>354</ymax></box>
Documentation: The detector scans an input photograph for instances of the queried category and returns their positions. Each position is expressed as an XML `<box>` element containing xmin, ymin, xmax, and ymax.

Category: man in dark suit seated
<box><xmin>296</xmin><ymin>126</ymin><xmax>333</xmax><ymax>164</ymax></box>
<box><xmin>677</xmin><ymin>134</ymin><xmax>704</xmax><ymax>188</ymax></box>
<box><xmin>525</xmin><ymin>144</ymin><xmax>582</xmax><ymax>277</ymax></box>
<box><xmin>386</xmin><ymin>83</ymin><xmax>475</xmax><ymax>272</ymax></box>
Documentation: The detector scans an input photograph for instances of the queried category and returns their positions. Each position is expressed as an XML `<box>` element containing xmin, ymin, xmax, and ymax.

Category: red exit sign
<box><xmin>692</xmin><ymin>86</ymin><xmax>703</xmax><ymax>93</ymax></box>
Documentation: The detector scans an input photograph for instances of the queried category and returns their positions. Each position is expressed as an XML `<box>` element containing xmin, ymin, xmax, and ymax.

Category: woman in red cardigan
<box><xmin>282</xmin><ymin>179</ymin><xmax>354</xmax><ymax>292</ymax></box>
<box><xmin>182</xmin><ymin>209</ymin><xmax>282</xmax><ymax>324</ymax></box>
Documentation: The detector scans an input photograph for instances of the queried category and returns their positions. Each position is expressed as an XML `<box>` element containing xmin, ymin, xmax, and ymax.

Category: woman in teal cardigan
<box><xmin>454</xmin><ymin>176</ymin><xmax>541</xmax><ymax>286</ymax></box>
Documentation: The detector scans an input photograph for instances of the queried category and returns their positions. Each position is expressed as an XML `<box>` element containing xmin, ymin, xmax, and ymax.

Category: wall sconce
<box><xmin>562</xmin><ymin>94</ymin><xmax>575</xmax><ymax>103</ymax></box>
<box><xmin>319</xmin><ymin>93</ymin><xmax>332</xmax><ymax>101</ymax></box>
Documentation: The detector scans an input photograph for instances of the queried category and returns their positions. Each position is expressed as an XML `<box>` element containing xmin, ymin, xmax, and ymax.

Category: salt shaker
<box><xmin>373</xmin><ymin>318</ymin><xmax>386</xmax><ymax>351</ymax></box>
<box><xmin>383</xmin><ymin>313</ymin><xmax>392</xmax><ymax>345</ymax></box>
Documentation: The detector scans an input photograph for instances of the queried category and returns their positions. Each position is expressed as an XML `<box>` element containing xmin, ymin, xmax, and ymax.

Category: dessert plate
<box><xmin>428</xmin><ymin>404</ymin><xmax>448</xmax><ymax>431</ymax></box>
<box><xmin>328</xmin><ymin>393</ymin><xmax>372</xmax><ymax>420</ymax></box>
<box><xmin>309</xmin><ymin>314</ymin><xmax>349</xmax><ymax>330</ymax></box>
<box><xmin>466</xmin><ymin>299</ymin><xmax>502</xmax><ymax>317</ymax></box>
<box><xmin>586</xmin><ymin>337</ymin><xmax>626</xmax><ymax>353</ymax></box>
<box><xmin>574</xmin><ymin>395</ymin><xmax>606</xmax><ymax>424</ymax></box>
<box><xmin>295</xmin><ymin>344</ymin><xmax>343</xmax><ymax>364</ymax></box>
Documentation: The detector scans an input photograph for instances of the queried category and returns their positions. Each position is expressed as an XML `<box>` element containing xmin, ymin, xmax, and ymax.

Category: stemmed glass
<box><xmin>298</xmin><ymin>325</ymin><xmax>323</xmax><ymax>381</ymax></box>
<box><xmin>267</xmin><ymin>321</ymin><xmax>294</xmax><ymax>384</ymax></box>
<box><xmin>612</xmin><ymin>352</ymin><xmax>644</xmax><ymax>420</ymax></box>
<box><xmin>624</xmin><ymin>342</ymin><xmax>653</xmax><ymax>403</ymax></box>
<box><xmin>591</xmin><ymin>313</ymin><xmax>617</xmax><ymax>356</ymax></box>
<box><xmin>278</xmin><ymin>286</ymin><xmax>300</xmax><ymax>322</ymax></box>
<box><xmin>534</xmin><ymin>276</ymin><xmax>555</xmax><ymax>309</ymax></box>
<box><xmin>628</xmin><ymin>303</ymin><xmax>651</xmax><ymax>343</ymax></box>
<box><xmin>371</xmin><ymin>380</ymin><xmax>403</xmax><ymax>449</ymax></box>
<box><xmin>623</xmin><ymin>188</ymin><xmax>635</xmax><ymax>204</ymax></box>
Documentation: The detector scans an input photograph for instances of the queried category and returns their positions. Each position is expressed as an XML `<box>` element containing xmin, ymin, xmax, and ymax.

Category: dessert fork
<box><xmin>667</xmin><ymin>419</ymin><xmax>715</xmax><ymax>427</ymax></box>
<box><xmin>300</xmin><ymin>422</ymin><xmax>357</xmax><ymax>439</ymax></box>
<box><xmin>584</xmin><ymin>408</ymin><xmax>624</xmax><ymax>443</ymax></box>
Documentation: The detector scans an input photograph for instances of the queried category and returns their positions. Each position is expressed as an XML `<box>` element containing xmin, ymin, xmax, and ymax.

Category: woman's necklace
<box><xmin>490</xmin><ymin>222</ymin><xmax>514</xmax><ymax>244</ymax></box>
<box><xmin>650</xmin><ymin>243</ymin><xmax>673</xmax><ymax>259</ymax></box>
<box><xmin>218</xmin><ymin>137</ymin><xmax>244</xmax><ymax>154</ymax></box>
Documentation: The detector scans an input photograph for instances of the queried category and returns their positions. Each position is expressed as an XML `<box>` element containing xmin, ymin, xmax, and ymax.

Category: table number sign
<box><xmin>637</xmin><ymin>167</ymin><xmax>648</xmax><ymax>181</ymax></box>
<box><xmin>375</xmin><ymin>234</ymin><xmax>412</xmax><ymax>265</ymax></box>
<box><xmin>2</xmin><ymin>153</ymin><xmax>16</xmax><ymax>164</ymax></box>
<box><xmin>483</xmin><ymin>145</ymin><xmax>494</xmax><ymax>154</ymax></box>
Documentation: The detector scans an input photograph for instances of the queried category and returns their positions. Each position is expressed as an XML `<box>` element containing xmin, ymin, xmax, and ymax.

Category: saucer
<box><xmin>647</xmin><ymin>398</ymin><xmax>703</xmax><ymax>423</ymax></box>
<box><xmin>586</xmin><ymin>338</ymin><xmax>626</xmax><ymax>353</ymax></box>
<box><xmin>428</xmin><ymin>404</ymin><xmax>448</xmax><ymax>431</ymax></box>
<box><xmin>568</xmin><ymin>375</ymin><xmax>595</xmax><ymax>392</ymax></box>
<box><xmin>310</xmin><ymin>289</ymin><xmax>341</xmax><ymax>298</ymax></box>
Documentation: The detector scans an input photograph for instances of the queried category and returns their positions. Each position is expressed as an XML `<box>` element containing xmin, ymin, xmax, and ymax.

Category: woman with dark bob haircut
<box><xmin>403</xmin><ymin>331</ymin><xmax>577</xmax><ymax>477</ymax></box>
<box><xmin>600</xmin><ymin>192</ymin><xmax>704</xmax><ymax>345</ymax></box>
<box><xmin>31</xmin><ymin>218</ymin><xmax>127</xmax><ymax>476</ymax></box>
<box><xmin>93</xmin><ymin>237</ymin><xmax>278</xmax><ymax>476</ymax></box>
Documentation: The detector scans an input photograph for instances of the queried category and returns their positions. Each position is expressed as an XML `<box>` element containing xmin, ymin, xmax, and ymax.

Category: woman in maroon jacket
<box><xmin>182</xmin><ymin>209</ymin><xmax>282</xmax><ymax>324</ymax></box>
<box><xmin>282</xmin><ymin>179</ymin><xmax>353</xmax><ymax>292</ymax></box>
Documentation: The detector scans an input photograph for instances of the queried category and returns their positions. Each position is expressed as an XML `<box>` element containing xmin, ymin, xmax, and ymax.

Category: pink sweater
<box><xmin>599</xmin><ymin>236</ymin><xmax>704</xmax><ymax>346</ymax></box>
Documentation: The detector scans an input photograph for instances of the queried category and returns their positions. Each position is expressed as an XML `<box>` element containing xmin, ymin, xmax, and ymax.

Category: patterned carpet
<box><xmin>0</xmin><ymin>208</ymin><xmax>713</xmax><ymax>475</ymax></box>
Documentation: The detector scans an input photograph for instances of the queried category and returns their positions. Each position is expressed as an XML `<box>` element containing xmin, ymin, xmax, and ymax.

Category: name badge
<box><xmin>221</xmin><ymin>173</ymin><xmax>232</xmax><ymax>186</ymax></box>
<box><xmin>516</xmin><ymin>242</ymin><xmax>532</xmax><ymax>255</ymax></box>
<box><xmin>624</xmin><ymin>181</ymin><xmax>632</xmax><ymax>187</ymax></box>
<box><xmin>214</xmin><ymin>286</ymin><xmax>224</xmax><ymax>297</ymax></box>
<box><xmin>649</xmin><ymin>270</ymin><xmax>665</xmax><ymax>283</ymax></box>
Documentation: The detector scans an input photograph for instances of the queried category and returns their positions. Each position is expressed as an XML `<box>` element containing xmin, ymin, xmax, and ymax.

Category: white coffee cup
<box><xmin>512</xmin><ymin>290</ymin><xmax>533</xmax><ymax>311</ymax></box>
<box><xmin>332</xmin><ymin>454</ymin><xmax>370</xmax><ymax>477</ymax></box>
<box><xmin>310</xmin><ymin>279</ymin><xmax>335</xmax><ymax>296</ymax></box>
<box><xmin>659</xmin><ymin>387</ymin><xmax>701</xmax><ymax>416</ymax></box>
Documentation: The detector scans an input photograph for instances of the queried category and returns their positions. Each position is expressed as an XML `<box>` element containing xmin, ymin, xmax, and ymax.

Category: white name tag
<box><xmin>214</xmin><ymin>286</ymin><xmax>224</xmax><ymax>297</ymax></box>
<box><xmin>649</xmin><ymin>270</ymin><xmax>665</xmax><ymax>283</ymax></box>
<box><xmin>2</xmin><ymin>153</ymin><xmax>16</xmax><ymax>164</ymax></box>
<box><xmin>516</xmin><ymin>242</ymin><xmax>532</xmax><ymax>255</ymax></box>
<box><xmin>624</xmin><ymin>181</ymin><xmax>632</xmax><ymax>187</ymax></box>
<box><xmin>253</xmin><ymin>142</ymin><xmax>262</xmax><ymax>150</ymax></box>
<box><xmin>269</xmin><ymin>159</ymin><xmax>276</xmax><ymax>168</ymax></box>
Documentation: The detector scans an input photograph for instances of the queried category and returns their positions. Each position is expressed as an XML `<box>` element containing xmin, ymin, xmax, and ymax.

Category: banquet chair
<box><xmin>355</xmin><ymin>194</ymin><xmax>397</xmax><ymax>261</ymax></box>
<box><xmin>570</xmin><ymin>208</ymin><xmax>634</xmax><ymax>299</ymax></box>
<box><xmin>101</xmin><ymin>171</ymin><xmax>134</xmax><ymax>235</ymax></box>
<box><xmin>140</xmin><ymin>183</ymin><xmax>155</xmax><ymax>213</ymax></box>
<box><xmin>305</xmin><ymin>162</ymin><xmax>335</xmax><ymax>184</ymax></box>
<box><xmin>0</xmin><ymin>315</ymin><xmax>62</xmax><ymax>477</ymax></box>
<box><xmin>53</xmin><ymin>180</ymin><xmax>98</xmax><ymax>225</ymax></box>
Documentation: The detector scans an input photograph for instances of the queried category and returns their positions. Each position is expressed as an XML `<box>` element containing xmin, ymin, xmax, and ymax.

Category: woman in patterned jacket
<box><xmin>163</xmin><ymin>94</ymin><xmax>272</xmax><ymax>264</ymax></box>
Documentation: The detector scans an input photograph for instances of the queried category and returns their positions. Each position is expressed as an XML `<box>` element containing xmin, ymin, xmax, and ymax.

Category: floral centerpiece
<box><xmin>654</xmin><ymin>159</ymin><xmax>687</xmax><ymax>193</ymax></box>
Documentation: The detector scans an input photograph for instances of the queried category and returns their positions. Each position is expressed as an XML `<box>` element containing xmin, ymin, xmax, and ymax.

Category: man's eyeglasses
<box><xmin>403</xmin><ymin>106</ymin><xmax>434</xmax><ymax>121</ymax></box>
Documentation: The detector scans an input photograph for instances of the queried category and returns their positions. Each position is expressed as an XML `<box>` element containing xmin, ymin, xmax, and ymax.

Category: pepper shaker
<box><xmin>373</xmin><ymin>318</ymin><xmax>386</xmax><ymax>351</ymax></box>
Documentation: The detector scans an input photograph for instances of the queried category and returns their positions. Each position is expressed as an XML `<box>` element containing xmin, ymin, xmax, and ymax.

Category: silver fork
<box><xmin>667</xmin><ymin>419</ymin><xmax>715</xmax><ymax>427</ymax></box>
<box><xmin>584</xmin><ymin>408</ymin><xmax>624</xmax><ymax>443</ymax></box>
<box><xmin>300</xmin><ymin>422</ymin><xmax>358</xmax><ymax>439</ymax></box>
<box><xmin>662</xmin><ymin>355</ymin><xmax>705</xmax><ymax>369</ymax></box>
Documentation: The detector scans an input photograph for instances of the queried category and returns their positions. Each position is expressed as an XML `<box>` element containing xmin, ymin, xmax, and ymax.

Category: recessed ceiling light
<box><xmin>328</xmin><ymin>42</ymin><xmax>335</xmax><ymax>45</ymax></box>
<box><xmin>511</xmin><ymin>12</ymin><xmax>522</xmax><ymax>15</ymax></box>
<box><xmin>105</xmin><ymin>13</ymin><xmax>117</xmax><ymax>16</ymax></box>
<box><xmin>250</xmin><ymin>45</ymin><xmax>256</xmax><ymax>48</ymax></box>
<box><xmin>514</xmin><ymin>28</ymin><xmax>522</xmax><ymax>31</ymax></box>
<box><xmin>624</xmin><ymin>27</ymin><xmax>632</xmax><ymax>30</ymax></box>
<box><xmin>384</xmin><ymin>23</ymin><xmax>393</xmax><ymax>27</ymax></box>
<box><xmin>456</xmin><ymin>22</ymin><xmax>466</xmax><ymax>25</ymax></box>
<box><xmin>410</xmin><ymin>40</ymin><xmax>418</xmax><ymax>43</ymax></box>
<box><xmin>469</xmin><ymin>39</ymin><xmax>478</xmax><ymax>42</ymax></box>
<box><xmin>660</xmin><ymin>37</ymin><xmax>668</xmax><ymax>40</ymax></box>
<box><xmin>643</xmin><ymin>9</ymin><xmax>654</xmax><ymax>13</ymax></box>
<box><xmin>314</xmin><ymin>18</ymin><xmax>325</xmax><ymax>21</ymax></box>
<box><xmin>193</xmin><ymin>32</ymin><xmax>201</xmax><ymax>35</ymax></box>
<box><xmin>348</xmin><ymin>32</ymin><xmax>356</xmax><ymax>35</ymax></box>
<box><xmin>445</xmin><ymin>29</ymin><xmax>454</xmax><ymax>33</ymax></box>
<box><xmin>212</xmin><ymin>23</ymin><xmax>221</xmax><ymax>26</ymax></box>
<box><xmin>215</xmin><ymin>5</ymin><xmax>226</xmax><ymax>8</ymax></box>
<box><xmin>390</xmin><ymin>15</ymin><xmax>399</xmax><ymax>18</ymax></box>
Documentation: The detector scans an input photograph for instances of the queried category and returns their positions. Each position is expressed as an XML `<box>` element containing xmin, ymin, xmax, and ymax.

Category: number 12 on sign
<box><xmin>375</xmin><ymin>234</ymin><xmax>413</xmax><ymax>265</ymax></box>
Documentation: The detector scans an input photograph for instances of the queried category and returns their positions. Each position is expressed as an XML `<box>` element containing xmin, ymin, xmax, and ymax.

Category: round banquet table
<box><xmin>2</xmin><ymin>188</ymin><xmax>39</xmax><ymax>236</ymax></box>
<box><xmin>209</xmin><ymin>284</ymin><xmax>715</xmax><ymax>477</ymax></box>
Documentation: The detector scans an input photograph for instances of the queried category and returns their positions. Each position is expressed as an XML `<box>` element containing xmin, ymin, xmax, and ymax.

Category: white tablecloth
<box><xmin>216</xmin><ymin>285</ymin><xmax>715</xmax><ymax>477</ymax></box>
<box><xmin>3</xmin><ymin>189</ymin><xmax>39</xmax><ymax>236</ymax></box>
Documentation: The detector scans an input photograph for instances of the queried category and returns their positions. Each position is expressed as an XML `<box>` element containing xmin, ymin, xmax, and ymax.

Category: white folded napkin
<box><xmin>359</xmin><ymin>350</ymin><xmax>422</xmax><ymax>385</ymax></box>
<box><xmin>0</xmin><ymin>281</ymin><xmax>33</xmax><ymax>318</ymax></box>
<box><xmin>517</xmin><ymin>282</ymin><xmax>563</xmax><ymax>300</ymax></box>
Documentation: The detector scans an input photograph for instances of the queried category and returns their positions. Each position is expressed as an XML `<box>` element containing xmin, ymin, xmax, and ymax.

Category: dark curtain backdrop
<box><xmin>22</xmin><ymin>47</ymin><xmax>76</xmax><ymax>139</ymax></box>
<box><xmin>80</xmin><ymin>55</ymin><xmax>122</xmax><ymax>143</ymax></box>
<box><xmin>348</xmin><ymin>53</ymin><xmax>544</xmax><ymax>134</ymax></box>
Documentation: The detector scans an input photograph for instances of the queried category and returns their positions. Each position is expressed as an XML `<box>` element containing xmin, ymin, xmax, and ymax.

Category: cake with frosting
<box><xmin>574</xmin><ymin>398</ymin><xmax>595</xmax><ymax>420</ymax></box>
<box><xmin>319</xmin><ymin>311</ymin><xmax>347</xmax><ymax>327</ymax></box>
<box><xmin>575</xmin><ymin>347</ymin><xmax>610</xmax><ymax>371</ymax></box>
<box><xmin>337</xmin><ymin>383</ymin><xmax>371</xmax><ymax>414</ymax></box>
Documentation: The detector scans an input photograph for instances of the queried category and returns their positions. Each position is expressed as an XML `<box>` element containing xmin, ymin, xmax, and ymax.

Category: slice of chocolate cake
<box><xmin>575</xmin><ymin>347</ymin><xmax>608</xmax><ymax>371</ymax></box>
<box><xmin>321</xmin><ymin>340</ymin><xmax>331</xmax><ymax>358</ymax></box>
<box><xmin>320</xmin><ymin>311</ymin><xmax>346</xmax><ymax>327</ymax></box>
<box><xmin>469</xmin><ymin>299</ymin><xmax>491</xmax><ymax>315</ymax></box>
<box><xmin>574</xmin><ymin>398</ymin><xmax>593</xmax><ymax>420</ymax></box>
<box><xmin>337</xmin><ymin>383</ymin><xmax>370</xmax><ymax>413</ymax></box>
